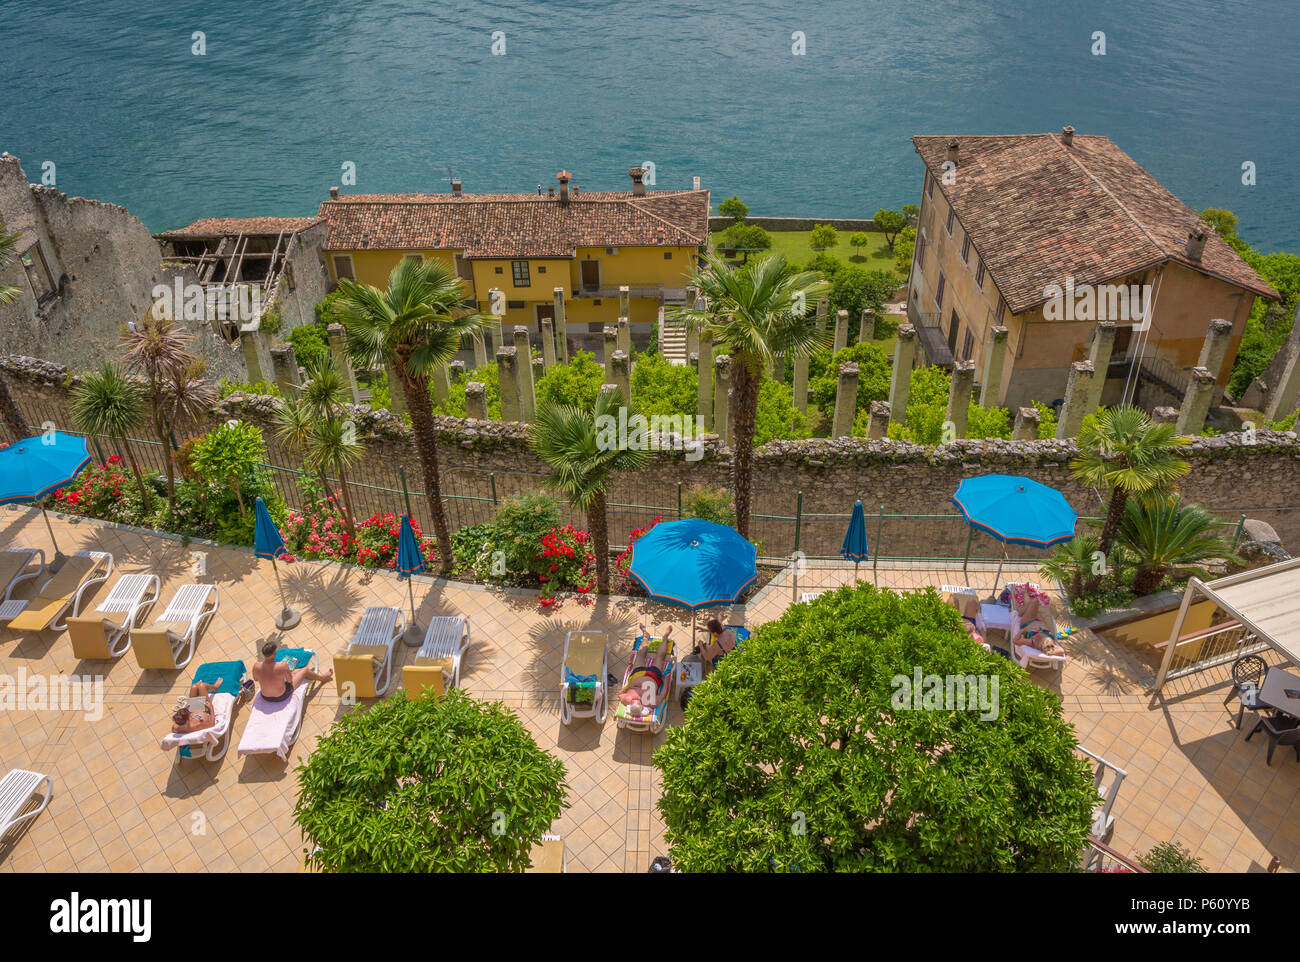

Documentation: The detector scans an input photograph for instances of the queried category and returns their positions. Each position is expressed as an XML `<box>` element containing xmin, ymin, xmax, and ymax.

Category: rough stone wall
<box><xmin>268</xmin><ymin>219</ymin><xmax>332</xmax><ymax>334</ymax></box>
<box><xmin>0</xmin><ymin>154</ymin><xmax>245</xmax><ymax>381</ymax></box>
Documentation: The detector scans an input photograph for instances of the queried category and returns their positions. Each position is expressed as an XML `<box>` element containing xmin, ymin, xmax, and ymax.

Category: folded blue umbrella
<box><xmin>841</xmin><ymin>500</ymin><xmax>870</xmax><ymax>562</ymax></box>
<box><xmin>396</xmin><ymin>514</ymin><xmax>426</xmax><ymax>577</ymax></box>
<box><xmin>253</xmin><ymin>496</ymin><xmax>287</xmax><ymax>560</ymax></box>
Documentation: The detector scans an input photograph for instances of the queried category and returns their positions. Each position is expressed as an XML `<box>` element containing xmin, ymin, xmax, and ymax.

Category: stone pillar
<box><xmin>772</xmin><ymin>354</ymin><xmax>785</xmax><ymax>382</ymax></box>
<box><xmin>612</xmin><ymin>351</ymin><xmax>631</xmax><ymax>406</ymax></box>
<box><xmin>833</xmin><ymin>309</ymin><xmax>849</xmax><ymax>355</ymax></box>
<box><xmin>512</xmin><ymin>326</ymin><xmax>536</xmax><ymax>423</ymax></box>
<box><xmin>714</xmin><ymin>355</ymin><xmax>731</xmax><ymax>445</ymax></box>
<box><xmin>431</xmin><ymin>363</ymin><xmax>451</xmax><ymax>406</ymax></box>
<box><xmin>602</xmin><ymin>326</ymin><xmax>618</xmax><ymax>381</ymax></box>
<box><xmin>553</xmin><ymin>288</ymin><xmax>569</xmax><ymax>363</ymax></box>
<box><xmin>487</xmin><ymin>289</ymin><xmax>504</xmax><ymax>354</ymax></box>
<box><xmin>1085</xmin><ymin>321</ymin><xmax>1117</xmax><ymax>413</ymax></box>
<box><xmin>1011</xmin><ymin>406</ymin><xmax>1040</xmax><ymax>440</ymax></box>
<box><xmin>1265</xmin><ymin>339</ymin><xmax>1300</xmax><ymax>423</ymax></box>
<box><xmin>866</xmin><ymin>401</ymin><xmax>891</xmax><ymax>439</ymax></box>
<box><xmin>617</xmin><ymin>316</ymin><xmax>631</xmax><ymax>358</ymax></box>
<box><xmin>533</xmin><ymin>355</ymin><xmax>545</xmax><ymax>388</ymax></box>
<box><xmin>946</xmin><ymin>360</ymin><xmax>976</xmax><ymax>438</ymax></box>
<box><xmin>385</xmin><ymin>361</ymin><xmax>408</xmax><ymax>416</ymax></box>
<box><xmin>685</xmin><ymin>324</ymin><xmax>700</xmax><ymax>362</ymax></box>
<box><xmin>241</xmin><ymin>329</ymin><xmax>272</xmax><ymax>385</ymax></box>
<box><xmin>326</xmin><ymin>323</ymin><xmax>361</xmax><ymax>403</ymax></box>
<box><xmin>472</xmin><ymin>332</ymin><xmax>487</xmax><ymax>369</ymax></box>
<box><xmin>465</xmin><ymin>381</ymin><xmax>488</xmax><ymax>420</ymax></box>
<box><xmin>978</xmin><ymin>326</ymin><xmax>1009</xmax><ymax>407</ymax></box>
<box><xmin>858</xmin><ymin>309</ymin><xmax>876</xmax><ymax>344</ymax></box>
<box><xmin>540</xmin><ymin>318</ymin><xmax>557</xmax><ymax>370</ymax></box>
<box><xmin>496</xmin><ymin>347</ymin><xmax>521</xmax><ymax>423</ymax></box>
<box><xmin>696</xmin><ymin>338</ymin><xmax>714</xmax><ymax>430</ymax></box>
<box><xmin>1152</xmin><ymin>406</ymin><xmax>1179</xmax><ymax>425</ymax></box>
<box><xmin>270</xmin><ymin>343</ymin><xmax>300</xmax><ymax>398</ymax></box>
<box><xmin>888</xmin><ymin>325</ymin><xmax>917</xmax><ymax>425</ymax></box>
<box><xmin>792</xmin><ymin>354</ymin><xmax>809</xmax><ymax>414</ymax></box>
<box><xmin>619</xmin><ymin>286</ymin><xmax>630</xmax><ymax>319</ymax></box>
<box><xmin>1176</xmin><ymin>367</ymin><xmax>1216</xmax><ymax>436</ymax></box>
<box><xmin>816</xmin><ymin>297</ymin><xmax>829</xmax><ymax>327</ymax></box>
<box><xmin>1197</xmin><ymin>318</ymin><xmax>1235</xmax><ymax>383</ymax></box>
<box><xmin>1055</xmin><ymin>360</ymin><xmax>1095</xmax><ymax>439</ymax></box>
<box><xmin>831</xmin><ymin>362</ymin><xmax>859</xmax><ymax>438</ymax></box>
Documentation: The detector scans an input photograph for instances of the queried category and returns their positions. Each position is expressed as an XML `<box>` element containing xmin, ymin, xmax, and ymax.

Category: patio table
<box><xmin>979</xmin><ymin>603</ymin><xmax>1013</xmax><ymax>634</ymax></box>
<box><xmin>1257</xmin><ymin>666</ymin><xmax>1300</xmax><ymax>720</ymax></box>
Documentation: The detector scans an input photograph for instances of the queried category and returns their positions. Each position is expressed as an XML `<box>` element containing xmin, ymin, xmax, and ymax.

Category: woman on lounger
<box><xmin>170</xmin><ymin>680</ymin><xmax>221</xmax><ymax>735</ymax></box>
<box><xmin>252</xmin><ymin>641</ymin><xmax>333</xmax><ymax>702</ymax></box>
<box><xmin>697</xmin><ymin>618</ymin><xmax>737</xmax><ymax>668</ymax></box>
<box><xmin>622</xmin><ymin>627</ymin><xmax>674</xmax><ymax>714</ymax></box>
<box><xmin>949</xmin><ymin>596</ymin><xmax>991</xmax><ymax>650</ymax></box>
<box><xmin>1009</xmin><ymin>585</ymin><xmax>1068</xmax><ymax>658</ymax></box>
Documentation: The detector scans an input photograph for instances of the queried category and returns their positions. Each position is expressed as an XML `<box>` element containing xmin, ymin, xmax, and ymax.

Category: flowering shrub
<box><xmin>536</xmin><ymin>525</ymin><xmax>596</xmax><ymax>607</ymax></box>
<box><xmin>283</xmin><ymin>498</ymin><xmax>437</xmax><ymax>569</ymax></box>
<box><xmin>53</xmin><ymin>457</ymin><xmax>143</xmax><ymax>525</ymax></box>
<box><xmin>614</xmin><ymin>516</ymin><xmax>664</xmax><ymax>593</ymax></box>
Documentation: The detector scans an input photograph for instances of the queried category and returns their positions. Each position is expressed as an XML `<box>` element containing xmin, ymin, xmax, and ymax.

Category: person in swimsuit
<box><xmin>698</xmin><ymin>618</ymin><xmax>737</xmax><ymax>668</ymax></box>
<box><xmin>251</xmin><ymin>640</ymin><xmax>333</xmax><ymax>702</ymax></box>
<box><xmin>171</xmin><ymin>679</ymin><xmax>221</xmax><ymax>735</ymax></box>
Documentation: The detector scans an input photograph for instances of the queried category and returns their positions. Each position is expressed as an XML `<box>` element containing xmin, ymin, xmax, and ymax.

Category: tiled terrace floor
<box><xmin>1</xmin><ymin>506</ymin><xmax>1296</xmax><ymax>872</ymax></box>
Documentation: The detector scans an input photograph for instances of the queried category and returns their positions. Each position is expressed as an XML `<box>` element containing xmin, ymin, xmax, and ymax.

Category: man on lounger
<box><xmin>171</xmin><ymin>679</ymin><xmax>222</xmax><ymax>735</ymax></box>
<box><xmin>252</xmin><ymin>641</ymin><xmax>333</xmax><ymax>701</ymax></box>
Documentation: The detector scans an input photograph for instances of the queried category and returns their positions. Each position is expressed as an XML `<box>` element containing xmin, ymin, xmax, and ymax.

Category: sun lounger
<box><xmin>0</xmin><ymin>547</ymin><xmax>45</xmax><ymax>603</ymax></box>
<box><xmin>615</xmin><ymin>636</ymin><xmax>676</xmax><ymax>734</ymax></box>
<box><xmin>526</xmin><ymin>834</ymin><xmax>566</xmax><ymax>873</ymax></box>
<box><xmin>0</xmin><ymin>769</ymin><xmax>53</xmax><ymax>842</ymax></box>
<box><xmin>413</xmin><ymin>615</ymin><xmax>470</xmax><ymax>688</ymax></box>
<box><xmin>131</xmin><ymin>584</ymin><xmax>219</xmax><ymax>670</ymax></box>
<box><xmin>159</xmin><ymin>660</ymin><xmax>246</xmax><ymax>762</ymax></box>
<box><xmin>1005</xmin><ymin>582</ymin><xmax>1070</xmax><ymax>671</ymax></box>
<box><xmin>560</xmin><ymin>630</ymin><xmax>608</xmax><ymax>724</ymax></box>
<box><xmin>65</xmin><ymin>572</ymin><xmax>160</xmax><ymax>659</ymax></box>
<box><xmin>2</xmin><ymin>550</ymin><xmax>112</xmax><ymax>632</ymax></box>
<box><xmin>238</xmin><ymin>648</ymin><xmax>315</xmax><ymax>762</ymax></box>
<box><xmin>333</xmin><ymin>606</ymin><xmax>405</xmax><ymax>699</ymax></box>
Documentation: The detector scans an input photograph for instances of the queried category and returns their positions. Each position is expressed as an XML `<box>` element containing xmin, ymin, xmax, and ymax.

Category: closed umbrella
<box><xmin>396</xmin><ymin>513</ymin><xmax>427</xmax><ymax>646</ymax></box>
<box><xmin>841</xmin><ymin>500</ymin><xmax>870</xmax><ymax>582</ymax></box>
<box><xmin>627</xmin><ymin>518</ymin><xmax>758</xmax><ymax>648</ymax></box>
<box><xmin>0</xmin><ymin>432</ymin><xmax>92</xmax><ymax>570</ymax></box>
<box><xmin>254</xmin><ymin>496</ymin><xmax>300</xmax><ymax>630</ymax></box>
<box><xmin>952</xmin><ymin>474</ymin><xmax>1078</xmax><ymax>598</ymax></box>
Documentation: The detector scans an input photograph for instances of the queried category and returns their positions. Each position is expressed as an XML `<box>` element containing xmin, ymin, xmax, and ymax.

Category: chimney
<box><xmin>1186</xmin><ymin>227</ymin><xmax>1208</xmax><ymax>261</ymax></box>
<box><xmin>1061</xmin><ymin>125</ymin><xmax>1075</xmax><ymax>146</ymax></box>
<box><xmin>557</xmin><ymin>170</ymin><xmax>571</xmax><ymax>205</ymax></box>
<box><xmin>451</xmin><ymin>180</ymin><xmax>462</xmax><ymax>196</ymax></box>
<box><xmin>629</xmin><ymin>167</ymin><xmax>647</xmax><ymax>196</ymax></box>
<box><xmin>329</xmin><ymin>186</ymin><xmax>340</xmax><ymax>200</ymax></box>
<box><xmin>946</xmin><ymin>139</ymin><xmax>959</xmax><ymax>166</ymax></box>
<box><xmin>548</xmin><ymin>186</ymin><xmax>554</xmax><ymax>198</ymax></box>
<box><xmin>693</xmin><ymin>176</ymin><xmax>701</xmax><ymax>191</ymax></box>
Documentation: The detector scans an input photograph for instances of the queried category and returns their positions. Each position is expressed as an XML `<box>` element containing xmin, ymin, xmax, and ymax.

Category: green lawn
<box><xmin>719</xmin><ymin>229</ymin><xmax>899</xmax><ymax>273</ymax></box>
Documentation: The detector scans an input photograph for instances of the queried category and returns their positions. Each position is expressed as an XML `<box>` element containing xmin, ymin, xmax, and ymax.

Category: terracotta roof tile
<box><xmin>157</xmin><ymin>216</ymin><xmax>323</xmax><ymax>238</ymax></box>
<box><xmin>912</xmin><ymin>133</ymin><xmax>1278</xmax><ymax>314</ymax></box>
<box><xmin>317</xmin><ymin>189</ymin><xmax>710</xmax><ymax>258</ymax></box>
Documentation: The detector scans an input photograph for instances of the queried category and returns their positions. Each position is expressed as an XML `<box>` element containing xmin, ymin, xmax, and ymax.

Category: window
<box><xmin>537</xmin><ymin>265</ymin><xmax>546</xmax><ymax>274</ymax></box>
<box><xmin>402</xmin><ymin>253</ymin><xmax>424</xmax><ymax>263</ymax></box>
<box><xmin>494</xmin><ymin>266</ymin><xmax>504</xmax><ymax>274</ymax></box>
<box><xmin>962</xmin><ymin>329</ymin><xmax>974</xmax><ymax>361</ymax></box>
<box><xmin>507</xmin><ymin>299</ymin><xmax>526</xmax><ymax>310</ymax></box>
<box><xmin>926</xmin><ymin>173</ymin><xmax>935</xmax><ymax>198</ymax></box>
<box><xmin>20</xmin><ymin>244</ymin><xmax>55</xmax><ymax>300</ymax></box>
<box><xmin>945</xmin><ymin>206</ymin><xmax>955</xmax><ymax>236</ymax></box>
<box><xmin>512</xmin><ymin>261</ymin><xmax>530</xmax><ymax>286</ymax></box>
<box><xmin>975</xmin><ymin>259</ymin><xmax>985</xmax><ymax>289</ymax></box>
<box><xmin>960</xmin><ymin>233</ymin><xmax>971</xmax><ymax>264</ymax></box>
<box><xmin>936</xmin><ymin>270</ymin><xmax>946</xmax><ymax>309</ymax></box>
<box><xmin>995</xmin><ymin>297</ymin><xmax>1007</xmax><ymax>324</ymax></box>
<box><xmin>664</xmin><ymin>251</ymin><xmax>673</xmax><ymax>259</ymax></box>
<box><xmin>605</xmin><ymin>247</ymin><xmax>619</xmax><ymax>256</ymax></box>
<box><xmin>332</xmin><ymin>254</ymin><xmax>355</xmax><ymax>281</ymax></box>
<box><xmin>916</xmin><ymin>231</ymin><xmax>927</xmax><ymax>269</ymax></box>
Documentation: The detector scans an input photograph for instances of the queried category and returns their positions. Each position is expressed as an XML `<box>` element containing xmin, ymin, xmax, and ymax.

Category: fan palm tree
<box><xmin>1116</xmin><ymin>494</ymin><xmax>1241</xmax><ymax>596</ymax></box>
<box><xmin>1038</xmin><ymin>533</ymin><xmax>1103</xmax><ymax>601</ymax></box>
<box><xmin>274</xmin><ymin>354</ymin><xmax>364</xmax><ymax>541</ymax></box>
<box><xmin>70</xmin><ymin>361</ymin><xmax>152</xmax><ymax>510</ymax></box>
<box><xmin>334</xmin><ymin>258</ymin><xmax>490</xmax><ymax>572</ymax></box>
<box><xmin>673</xmin><ymin>252</ymin><xmax>830</xmax><ymax>538</ymax></box>
<box><xmin>0</xmin><ymin>221</ymin><xmax>30</xmax><ymax>441</ymax></box>
<box><xmin>1071</xmin><ymin>405</ymin><xmax>1190</xmax><ymax>556</ymax></box>
<box><xmin>530</xmin><ymin>389</ymin><xmax>650</xmax><ymax>593</ymax></box>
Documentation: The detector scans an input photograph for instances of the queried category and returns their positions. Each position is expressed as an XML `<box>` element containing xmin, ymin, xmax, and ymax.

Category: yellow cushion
<box><xmin>333</xmin><ymin>651</ymin><xmax>377</xmax><ymax>699</ymax></box>
<box><xmin>402</xmin><ymin>665</ymin><xmax>446</xmax><ymax>701</ymax></box>
<box><xmin>8</xmin><ymin>557</ymin><xmax>97</xmax><ymax>631</ymax></box>
<box><xmin>131</xmin><ymin>626</ymin><xmax>181</xmax><ymax>669</ymax></box>
<box><xmin>0</xmin><ymin>553</ymin><xmax>31</xmax><ymax>586</ymax></box>
<box><xmin>67</xmin><ymin>615</ymin><xmax>113</xmax><ymax>659</ymax></box>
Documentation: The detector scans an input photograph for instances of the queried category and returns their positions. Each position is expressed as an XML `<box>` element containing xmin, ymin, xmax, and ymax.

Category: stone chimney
<box><xmin>547</xmin><ymin>186</ymin><xmax>554</xmax><ymax>198</ymax></box>
<box><xmin>1186</xmin><ymin>227</ymin><xmax>1208</xmax><ymax>261</ymax></box>
<box><xmin>629</xmin><ymin>167</ymin><xmax>647</xmax><ymax>196</ymax></box>
<box><xmin>1061</xmin><ymin>125</ymin><xmax>1075</xmax><ymax>146</ymax></box>
<box><xmin>329</xmin><ymin>186</ymin><xmax>339</xmax><ymax>200</ymax></box>
<box><xmin>946</xmin><ymin>139</ymin><xmax>959</xmax><ymax>166</ymax></box>
<box><xmin>557</xmin><ymin>170</ymin><xmax>571</xmax><ymax>205</ymax></box>
<box><xmin>451</xmin><ymin>179</ymin><xmax>462</xmax><ymax>196</ymax></box>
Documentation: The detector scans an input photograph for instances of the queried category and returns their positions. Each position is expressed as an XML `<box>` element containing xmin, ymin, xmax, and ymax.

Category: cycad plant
<box><xmin>674</xmin><ymin>252</ymin><xmax>830</xmax><ymax>537</ymax></box>
<box><xmin>0</xmin><ymin>220</ymin><xmax>30</xmax><ymax>440</ymax></box>
<box><xmin>1071</xmin><ymin>405</ymin><xmax>1190</xmax><ymax>555</ymax></box>
<box><xmin>529</xmin><ymin>388</ymin><xmax>650</xmax><ymax>593</ymax></box>
<box><xmin>1116</xmin><ymin>494</ymin><xmax>1241</xmax><ymax>596</ymax></box>
<box><xmin>334</xmin><ymin>258</ymin><xmax>490</xmax><ymax>572</ymax></box>
<box><xmin>69</xmin><ymin>361</ymin><xmax>152</xmax><ymax>511</ymax></box>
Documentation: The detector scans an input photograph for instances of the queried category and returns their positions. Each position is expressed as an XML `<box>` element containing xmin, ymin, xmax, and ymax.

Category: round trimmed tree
<box><xmin>655</xmin><ymin>585</ymin><xmax>1097</xmax><ymax>871</ymax></box>
<box><xmin>295</xmin><ymin>689</ymin><xmax>567</xmax><ymax>872</ymax></box>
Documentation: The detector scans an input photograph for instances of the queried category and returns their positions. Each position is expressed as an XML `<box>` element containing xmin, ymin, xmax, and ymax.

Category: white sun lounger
<box><xmin>0</xmin><ymin>769</ymin><xmax>53</xmax><ymax>842</ymax></box>
<box><xmin>333</xmin><ymin>606</ymin><xmax>405</xmax><ymax>698</ymax></box>
<box><xmin>238</xmin><ymin>652</ymin><xmax>316</xmax><ymax>762</ymax></box>
<box><xmin>0</xmin><ymin>547</ymin><xmax>45</xmax><ymax>602</ymax></box>
<box><xmin>0</xmin><ymin>550</ymin><xmax>113</xmax><ymax>631</ymax></box>
<box><xmin>132</xmin><ymin>583</ymin><xmax>220</xmax><ymax>670</ymax></box>
<box><xmin>560</xmin><ymin>630</ymin><xmax>608</xmax><ymax>724</ymax></box>
<box><xmin>414</xmin><ymin>615</ymin><xmax>470</xmax><ymax>689</ymax></box>
<box><xmin>66</xmin><ymin>572</ymin><xmax>161</xmax><ymax>659</ymax></box>
<box><xmin>160</xmin><ymin>693</ymin><xmax>238</xmax><ymax>761</ymax></box>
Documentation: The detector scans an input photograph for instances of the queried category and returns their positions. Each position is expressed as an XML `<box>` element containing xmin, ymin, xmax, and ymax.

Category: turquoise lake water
<box><xmin>1</xmin><ymin>0</ymin><xmax>1296</xmax><ymax>249</ymax></box>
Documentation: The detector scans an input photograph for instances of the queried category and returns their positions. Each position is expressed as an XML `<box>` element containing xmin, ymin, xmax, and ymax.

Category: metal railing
<box><xmin>1155</xmin><ymin>619</ymin><xmax>1271</xmax><ymax>684</ymax></box>
<box><xmin>1082</xmin><ymin>837</ymin><xmax>1148</xmax><ymax>873</ymax></box>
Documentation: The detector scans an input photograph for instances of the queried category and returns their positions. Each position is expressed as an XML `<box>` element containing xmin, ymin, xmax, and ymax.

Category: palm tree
<box><xmin>1117</xmin><ymin>494</ymin><xmax>1241</xmax><ymax>596</ymax></box>
<box><xmin>70</xmin><ymin>361</ymin><xmax>152</xmax><ymax>510</ymax></box>
<box><xmin>274</xmin><ymin>354</ymin><xmax>364</xmax><ymax>541</ymax></box>
<box><xmin>1038</xmin><ymin>533</ymin><xmax>1103</xmax><ymax>601</ymax></box>
<box><xmin>673</xmin><ymin>252</ymin><xmax>830</xmax><ymax>538</ymax></box>
<box><xmin>0</xmin><ymin>221</ymin><xmax>30</xmax><ymax>441</ymax></box>
<box><xmin>1070</xmin><ymin>405</ymin><xmax>1190</xmax><ymax>556</ymax></box>
<box><xmin>530</xmin><ymin>389</ymin><xmax>650</xmax><ymax>593</ymax></box>
<box><xmin>334</xmin><ymin>258</ymin><xmax>490</xmax><ymax>572</ymax></box>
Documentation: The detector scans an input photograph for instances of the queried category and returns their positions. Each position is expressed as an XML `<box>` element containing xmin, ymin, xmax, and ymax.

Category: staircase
<box><xmin>658</xmin><ymin>307</ymin><xmax>688</xmax><ymax>366</ymax></box>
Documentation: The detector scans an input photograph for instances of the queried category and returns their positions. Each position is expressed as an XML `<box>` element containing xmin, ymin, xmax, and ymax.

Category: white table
<box><xmin>980</xmin><ymin>602</ymin><xmax>1014</xmax><ymax>633</ymax></box>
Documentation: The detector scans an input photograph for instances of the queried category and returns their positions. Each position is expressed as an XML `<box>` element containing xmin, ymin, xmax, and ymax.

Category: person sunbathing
<box><xmin>170</xmin><ymin>679</ymin><xmax>221</xmax><ymax>735</ymax></box>
<box><xmin>252</xmin><ymin>640</ymin><xmax>333</xmax><ymax>703</ymax></box>
<box><xmin>949</xmin><ymin>597</ymin><xmax>990</xmax><ymax>650</ymax></box>
<box><xmin>622</xmin><ymin>629</ymin><xmax>673</xmax><ymax>716</ymax></box>
<box><xmin>698</xmin><ymin>618</ymin><xmax>737</xmax><ymax>667</ymax></box>
<box><xmin>1015</xmin><ymin>622</ymin><xmax>1068</xmax><ymax>657</ymax></box>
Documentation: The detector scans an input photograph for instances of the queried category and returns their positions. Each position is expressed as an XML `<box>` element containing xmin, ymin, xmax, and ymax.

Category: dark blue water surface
<box><xmin>1</xmin><ymin>0</ymin><xmax>1296</xmax><ymax>249</ymax></box>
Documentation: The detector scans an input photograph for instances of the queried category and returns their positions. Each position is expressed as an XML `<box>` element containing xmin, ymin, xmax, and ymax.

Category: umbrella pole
<box><xmin>272</xmin><ymin>557</ymin><xmax>301</xmax><ymax>630</ymax></box>
<box><xmin>403</xmin><ymin>577</ymin><xmax>425</xmax><ymax>647</ymax></box>
<box><xmin>41</xmin><ymin>505</ymin><xmax>66</xmax><ymax>571</ymax></box>
<box><xmin>990</xmin><ymin>546</ymin><xmax>1007</xmax><ymax>602</ymax></box>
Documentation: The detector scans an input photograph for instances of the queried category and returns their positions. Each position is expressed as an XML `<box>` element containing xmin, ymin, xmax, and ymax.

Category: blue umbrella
<box><xmin>0</xmin><ymin>432</ymin><xmax>92</xmax><ymax>565</ymax></box>
<box><xmin>253</xmin><ymin>496</ymin><xmax>299</xmax><ymax>630</ymax></box>
<box><xmin>396</xmin><ymin>514</ymin><xmax>426</xmax><ymax>645</ymax></box>
<box><xmin>841</xmin><ymin>500</ymin><xmax>870</xmax><ymax>580</ymax></box>
<box><xmin>952</xmin><ymin>474</ymin><xmax>1078</xmax><ymax>596</ymax></box>
<box><xmin>628</xmin><ymin>518</ymin><xmax>758</xmax><ymax>646</ymax></box>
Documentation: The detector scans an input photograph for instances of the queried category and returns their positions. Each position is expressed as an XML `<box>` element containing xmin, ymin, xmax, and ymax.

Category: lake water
<box><xmin>2</xmin><ymin>0</ymin><xmax>1296</xmax><ymax>250</ymax></box>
